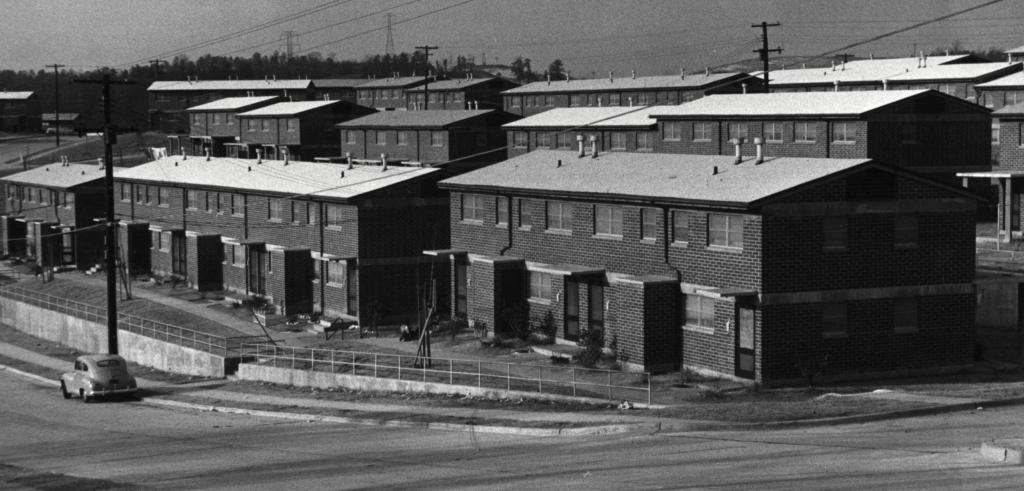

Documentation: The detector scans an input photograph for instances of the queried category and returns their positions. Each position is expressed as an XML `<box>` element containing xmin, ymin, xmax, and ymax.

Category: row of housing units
<box><xmin>6</xmin><ymin>77</ymin><xmax>1021</xmax><ymax>385</ymax></box>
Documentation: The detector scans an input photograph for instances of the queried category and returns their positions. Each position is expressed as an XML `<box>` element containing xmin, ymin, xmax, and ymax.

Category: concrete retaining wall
<box><xmin>237</xmin><ymin>362</ymin><xmax>616</xmax><ymax>405</ymax></box>
<box><xmin>0</xmin><ymin>296</ymin><xmax>226</xmax><ymax>377</ymax></box>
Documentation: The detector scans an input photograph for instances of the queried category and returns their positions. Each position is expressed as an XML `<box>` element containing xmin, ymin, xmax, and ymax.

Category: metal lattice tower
<box><xmin>281</xmin><ymin>30</ymin><xmax>299</xmax><ymax>59</ymax></box>
<box><xmin>385</xmin><ymin>13</ymin><xmax>395</xmax><ymax>56</ymax></box>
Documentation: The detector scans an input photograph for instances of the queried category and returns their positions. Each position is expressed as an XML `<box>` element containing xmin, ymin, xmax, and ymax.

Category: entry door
<box><xmin>247</xmin><ymin>246</ymin><xmax>266</xmax><ymax>296</ymax></box>
<box><xmin>61</xmin><ymin>229</ymin><xmax>74</xmax><ymax>265</ymax></box>
<box><xmin>171</xmin><ymin>232</ymin><xmax>186</xmax><ymax>276</ymax></box>
<box><xmin>564</xmin><ymin>280</ymin><xmax>580</xmax><ymax>342</ymax></box>
<box><xmin>588</xmin><ymin>284</ymin><xmax>604</xmax><ymax>334</ymax></box>
<box><xmin>736</xmin><ymin>307</ymin><xmax>755</xmax><ymax>379</ymax></box>
<box><xmin>454</xmin><ymin>262</ymin><xmax>468</xmax><ymax>318</ymax></box>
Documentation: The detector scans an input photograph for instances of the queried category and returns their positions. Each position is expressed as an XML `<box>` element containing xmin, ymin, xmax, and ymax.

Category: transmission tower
<box><xmin>385</xmin><ymin>13</ymin><xmax>395</xmax><ymax>56</ymax></box>
<box><xmin>280</xmin><ymin>30</ymin><xmax>299</xmax><ymax>59</ymax></box>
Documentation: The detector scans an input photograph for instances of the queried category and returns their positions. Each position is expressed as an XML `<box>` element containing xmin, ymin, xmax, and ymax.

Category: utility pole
<box><xmin>148</xmin><ymin>59</ymin><xmax>165</xmax><ymax>81</ymax></box>
<box><xmin>752</xmin><ymin>21</ymin><xmax>782</xmax><ymax>93</ymax></box>
<box><xmin>74</xmin><ymin>74</ymin><xmax>136</xmax><ymax>355</ymax></box>
<box><xmin>416</xmin><ymin>45</ymin><xmax>438</xmax><ymax>109</ymax></box>
<box><xmin>46</xmin><ymin>64</ymin><xmax>65</xmax><ymax>147</ymax></box>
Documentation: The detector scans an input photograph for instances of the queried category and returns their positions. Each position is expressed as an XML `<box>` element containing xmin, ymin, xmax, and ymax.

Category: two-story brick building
<box><xmin>959</xmin><ymin>101</ymin><xmax>1024</xmax><ymax>242</ymax></box>
<box><xmin>113</xmin><ymin>156</ymin><xmax>448</xmax><ymax>323</ymax></box>
<box><xmin>147</xmin><ymin>79</ymin><xmax>315</xmax><ymax>133</ymax></box>
<box><xmin>646</xmin><ymin>90</ymin><xmax>992</xmax><ymax>181</ymax></box>
<box><xmin>236</xmin><ymin>100</ymin><xmax>375</xmax><ymax>161</ymax></box>
<box><xmin>501</xmin><ymin>71</ymin><xmax>761</xmax><ymax>117</ymax></box>
<box><xmin>0</xmin><ymin>162</ymin><xmax>106</xmax><ymax>270</ymax></box>
<box><xmin>355</xmin><ymin>76</ymin><xmax>428</xmax><ymax>110</ymax></box>
<box><xmin>0</xmin><ymin>91</ymin><xmax>41</xmax><ymax>133</ymax></box>
<box><xmin>336</xmin><ymin>109</ymin><xmax>518</xmax><ymax>170</ymax></box>
<box><xmin>311</xmin><ymin>78</ymin><xmax>362</xmax><ymax>104</ymax></box>
<box><xmin>502</xmin><ymin>106</ymin><xmax>662</xmax><ymax>158</ymax></box>
<box><xmin>975</xmin><ymin>71</ymin><xmax>1024</xmax><ymax>111</ymax></box>
<box><xmin>434</xmin><ymin>148</ymin><xmax>979</xmax><ymax>384</ymax></box>
<box><xmin>404</xmin><ymin>77</ymin><xmax>519</xmax><ymax>111</ymax></box>
<box><xmin>182</xmin><ymin>96</ymin><xmax>279</xmax><ymax>157</ymax></box>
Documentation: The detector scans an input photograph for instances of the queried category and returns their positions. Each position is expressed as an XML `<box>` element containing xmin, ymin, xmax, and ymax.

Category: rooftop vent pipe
<box><xmin>609</xmin><ymin>71</ymin><xmax>614</xmax><ymax>83</ymax></box>
<box><xmin>256</xmin><ymin>148</ymin><xmax>262</xmax><ymax>164</ymax></box>
<box><xmin>282</xmin><ymin>148</ymin><xmax>289</xmax><ymax>165</ymax></box>
<box><xmin>705</xmin><ymin>67</ymin><xmax>710</xmax><ymax>76</ymax></box>
<box><xmin>181</xmin><ymin>148</ymin><xmax>187</xmax><ymax>160</ymax></box>
<box><xmin>882</xmin><ymin>79</ymin><xmax>889</xmax><ymax>91</ymax></box>
<box><xmin>729</xmin><ymin>138</ymin><xmax>743</xmax><ymax>165</ymax></box>
<box><xmin>713</xmin><ymin>166</ymin><xmax>719</xmax><ymax>175</ymax></box>
<box><xmin>590</xmin><ymin>135</ymin><xmax>598</xmax><ymax>158</ymax></box>
<box><xmin>97</xmin><ymin>157</ymin><xmax>104</xmax><ymax>169</ymax></box>
<box><xmin>557</xmin><ymin>159</ymin><xmax>562</xmax><ymax>168</ymax></box>
<box><xmin>834</xmin><ymin>80</ymin><xmax>840</xmax><ymax>92</ymax></box>
<box><xmin>381</xmin><ymin>153</ymin><xmax>388</xmax><ymax>171</ymax></box>
<box><xmin>742</xmin><ymin>83</ymin><xmax>747</xmax><ymax>94</ymax></box>
<box><xmin>680</xmin><ymin>68</ymin><xmax>685</xmax><ymax>80</ymax></box>
<box><xmin>753</xmin><ymin>137</ymin><xmax>764</xmax><ymax>164</ymax></box>
<box><xmin>205</xmin><ymin>148</ymin><xmax>210</xmax><ymax>161</ymax></box>
<box><xmin>577</xmin><ymin>135</ymin><xmax>585</xmax><ymax>158</ymax></box>
<box><xmin>631</xmin><ymin>70</ymin><xmax>636</xmax><ymax>79</ymax></box>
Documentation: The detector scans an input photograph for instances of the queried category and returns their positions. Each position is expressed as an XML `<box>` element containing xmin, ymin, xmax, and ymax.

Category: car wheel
<box><xmin>80</xmin><ymin>390</ymin><xmax>91</xmax><ymax>403</ymax></box>
<box><xmin>60</xmin><ymin>383</ymin><xmax>71</xmax><ymax>399</ymax></box>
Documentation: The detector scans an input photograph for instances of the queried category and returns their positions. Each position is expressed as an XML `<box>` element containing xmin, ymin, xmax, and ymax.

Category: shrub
<box><xmin>578</xmin><ymin>328</ymin><xmax>604</xmax><ymax>368</ymax></box>
<box><xmin>498</xmin><ymin>301</ymin><xmax>530</xmax><ymax>340</ymax></box>
<box><xmin>532</xmin><ymin>310</ymin><xmax>556</xmax><ymax>339</ymax></box>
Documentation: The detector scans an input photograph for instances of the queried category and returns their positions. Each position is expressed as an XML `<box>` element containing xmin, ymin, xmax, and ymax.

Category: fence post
<box><xmin>449</xmin><ymin>359</ymin><xmax>453</xmax><ymax>385</ymax></box>
<box><xmin>572</xmin><ymin>368</ymin><xmax>577</xmax><ymax>398</ymax></box>
<box><xmin>291</xmin><ymin>348</ymin><xmax>295</xmax><ymax>370</ymax></box>
<box><xmin>647</xmin><ymin>373</ymin><xmax>652</xmax><ymax>407</ymax></box>
<box><xmin>398</xmin><ymin>355</ymin><xmax>402</xmax><ymax>380</ymax></box>
<box><xmin>331</xmin><ymin>350</ymin><xmax>335</xmax><ymax>374</ymax></box>
<box><xmin>506</xmin><ymin>364</ymin><xmax>510</xmax><ymax>391</ymax></box>
<box><xmin>374</xmin><ymin>353</ymin><xmax>378</xmax><ymax>378</ymax></box>
<box><xmin>310</xmin><ymin>348</ymin><xmax>315</xmax><ymax>372</ymax></box>
<box><xmin>478</xmin><ymin>361</ymin><xmax>482</xmax><ymax>387</ymax></box>
<box><xmin>422</xmin><ymin>358</ymin><xmax>426</xmax><ymax>382</ymax></box>
<box><xmin>607</xmin><ymin>371</ymin><xmax>612</xmax><ymax>400</ymax></box>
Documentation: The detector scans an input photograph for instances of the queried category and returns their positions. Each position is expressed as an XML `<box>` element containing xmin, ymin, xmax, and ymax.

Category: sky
<box><xmin>2</xmin><ymin>0</ymin><xmax>1022</xmax><ymax>76</ymax></box>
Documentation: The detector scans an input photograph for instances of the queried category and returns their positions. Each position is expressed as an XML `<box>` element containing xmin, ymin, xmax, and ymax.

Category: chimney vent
<box><xmin>631</xmin><ymin>69</ymin><xmax>636</xmax><ymax>79</ymax></box>
<box><xmin>340</xmin><ymin>171</ymin><xmax>345</xmax><ymax>178</ymax></box>
<box><xmin>713</xmin><ymin>166</ymin><xmax>718</xmax><ymax>175</ymax></box>
<box><xmin>282</xmin><ymin>148</ymin><xmax>289</xmax><ymax>165</ymax></box>
<box><xmin>729</xmin><ymin>138</ymin><xmax>742</xmax><ymax>165</ymax></box>
<box><xmin>680</xmin><ymin>68</ymin><xmax>685</xmax><ymax>80</ymax></box>
<box><xmin>256</xmin><ymin>149</ymin><xmax>262</xmax><ymax>164</ymax></box>
<box><xmin>556</xmin><ymin>159</ymin><xmax>562</xmax><ymax>168</ymax></box>
<box><xmin>381</xmin><ymin>153</ymin><xmax>388</xmax><ymax>171</ymax></box>
<box><xmin>753</xmin><ymin>137</ymin><xmax>764</xmax><ymax>164</ymax></box>
<box><xmin>248</xmin><ymin>166</ymin><xmax>252</xmax><ymax>172</ymax></box>
<box><xmin>882</xmin><ymin>79</ymin><xmax>889</xmax><ymax>91</ymax></box>
<box><xmin>705</xmin><ymin>66</ymin><xmax>710</xmax><ymax>76</ymax></box>
<box><xmin>204</xmin><ymin>148</ymin><xmax>210</xmax><ymax>161</ymax></box>
<box><xmin>742</xmin><ymin>83</ymin><xmax>747</xmax><ymax>94</ymax></box>
<box><xmin>834</xmin><ymin>80</ymin><xmax>840</xmax><ymax>92</ymax></box>
<box><xmin>609</xmin><ymin>71</ymin><xmax>613</xmax><ymax>83</ymax></box>
<box><xmin>577</xmin><ymin>134</ymin><xmax>585</xmax><ymax>158</ymax></box>
<box><xmin>589</xmin><ymin>134</ymin><xmax>598</xmax><ymax>158</ymax></box>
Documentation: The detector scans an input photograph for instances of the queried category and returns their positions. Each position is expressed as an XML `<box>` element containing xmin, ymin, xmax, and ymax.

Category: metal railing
<box><xmin>0</xmin><ymin>285</ymin><xmax>249</xmax><ymax>357</ymax></box>
<box><xmin>241</xmin><ymin>343</ymin><xmax>652</xmax><ymax>405</ymax></box>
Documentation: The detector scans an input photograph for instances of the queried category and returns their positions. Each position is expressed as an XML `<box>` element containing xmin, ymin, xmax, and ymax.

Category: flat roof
<box><xmin>440</xmin><ymin>149</ymin><xmax>873</xmax><ymax>207</ymax></box>
<box><xmin>1</xmin><ymin>163</ymin><xmax>105</xmax><ymax>189</ymax></box>
<box><xmin>503</xmin><ymin>106</ymin><xmax>652</xmax><ymax>129</ymax></box>
<box><xmin>41</xmin><ymin>113</ymin><xmax>79</xmax><ymax>122</ymax></box>
<box><xmin>186</xmin><ymin>96</ymin><xmax>278</xmax><ymax>112</ymax></box>
<box><xmin>356</xmin><ymin>76</ymin><xmax>428</xmax><ymax>89</ymax></box>
<box><xmin>336</xmin><ymin>109</ymin><xmax>495</xmax><ymax>129</ymax></box>
<box><xmin>995</xmin><ymin>101</ymin><xmax>1024</xmax><ymax>116</ymax></box>
<box><xmin>502</xmin><ymin>72</ymin><xmax>751</xmax><ymax>94</ymax></box>
<box><xmin>404</xmin><ymin>78</ymin><xmax>500</xmax><ymax>92</ymax></box>
<box><xmin>977</xmin><ymin>70</ymin><xmax>1024</xmax><ymax>89</ymax></box>
<box><xmin>114</xmin><ymin>156</ymin><xmax>439</xmax><ymax>201</ymax></box>
<box><xmin>885</xmin><ymin>62</ymin><xmax>1020</xmax><ymax>82</ymax></box>
<box><xmin>148</xmin><ymin>79</ymin><xmax>313</xmax><ymax>92</ymax></box>
<box><xmin>649</xmin><ymin>90</ymin><xmax>932</xmax><ymax>118</ymax></box>
<box><xmin>0</xmin><ymin>91</ymin><xmax>34</xmax><ymax>100</ymax></box>
<box><xmin>237</xmin><ymin>100</ymin><xmax>341</xmax><ymax>117</ymax></box>
<box><xmin>311</xmin><ymin>78</ymin><xmax>363</xmax><ymax>88</ymax></box>
<box><xmin>760</xmin><ymin>54</ymin><xmax>976</xmax><ymax>86</ymax></box>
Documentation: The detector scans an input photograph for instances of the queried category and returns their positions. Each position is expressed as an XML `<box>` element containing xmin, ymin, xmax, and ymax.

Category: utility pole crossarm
<box><xmin>416</xmin><ymin>45</ymin><xmax>438</xmax><ymax>110</ymax></box>
<box><xmin>752</xmin><ymin>21</ymin><xmax>782</xmax><ymax>93</ymax></box>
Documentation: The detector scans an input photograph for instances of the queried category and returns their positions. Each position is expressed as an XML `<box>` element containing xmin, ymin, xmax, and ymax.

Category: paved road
<box><xmin>2</xmin><ymin>370</ymin><xmax>1022</xmax><ymax>490</ymax></box>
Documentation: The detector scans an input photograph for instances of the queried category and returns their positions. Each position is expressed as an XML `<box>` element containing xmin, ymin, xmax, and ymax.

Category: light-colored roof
<box><xmin>335</xmin><ymin>109</ymin><xmax>495</xmax><ymax>128</ymax></box>
<box><xmin>976</xmin><ymin>70</ymin><xmax>1024</xmax><ymax>88</ymax></box>
<box><xmin>147</xmin><ymin>79</ymin><xmax>313</xmax><ymax>92</ymax></box>
<box><xmin>502</xmin><ymin>72</ymin><xmax>750</xmax><ymax>94</ymax></box>
<box><xmin>2</xmin><ymin>163</ymin><xmax>105</xmax><ymax>189</ymax></box>
<box><xmin>885</xmin><ymin>62</ymin><xmax>1020</xmax><ymax>82</ymax></box>
<box><xmin>187</xmin><ymin>96</ymin><xmax>278</xmax><ymax>112</ymax></box>
<box><xmin>994</xmin><ymin>101</ymin><xmax>1024</xmax><ymax>116</ymax></box>
<box><xmin>405</xmin><ymin>78</ymin><xmax>499</xmax><ymax>92</ymax></box>
<box><xmin>502</xmin><ymin>106</ymin><xmax>660</xmax><ymax>129</ymax></box>
<box><xmin>761</xmin><ymin>54</ymin><xmax>975</xmax><ymax>86</ymax></box>
<box><xmin>311</xmin><ymin>78</ymin><xmax>362</xmax><ymax>88</ymax></box>
<box><xmin>440</xmin><ymin>149</ymin><xmax>871</xmax><ymax>206</ymax></box>
<box><xmin>114</xmin><ymin>157</ymin><xmax>439</xmax><ymax>201</ymax></box>
<box><xmin>649</xmin><ymin>90</ymin><xmax>931</xmax><ymax>118</ymax></box>
<box><xmin>41</xmin><ymin>113</ymin><xmax>79</xmax><ymax>122</ymax></box>
<box><xmin>237</xmin><ymin>100</ymin><xmax>341</xmax><ymax>117</ymax></box>
<box><xmin>0</xmin><ymin>91</ymin><xmax>34</xmax><ymax>100</ymax></box>
<box><xmin>356</xmin><ymin>76</ymin><xmax>427</xmax><ymax>89</ymax></box>
<box><xmin>1007</xmin><ymin>45</ymin><xmax>1024</xmax><ymax>55</ymax></box>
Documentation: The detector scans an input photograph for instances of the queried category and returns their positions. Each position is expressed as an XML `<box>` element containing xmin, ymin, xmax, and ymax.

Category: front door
<box><xmin>564</xmin><ymin>280</ymin><xmax>580</xmax><ymax>342</ymax></box>
<box><xmin>171</xmin><ymin>232</ymin><xmax>186</xmax><ymax>277</ymax></box>
<box><xmin>454</xmin><ymin>262</ymin><xmax>467</xmax><ymax>319</ymax></box>
<box><xmin>61</xmin><ymin>228</ymin><xmax>74</xmax><ymax>265</ymax></box>
<box><xmin>588</xmin><ymin>284</ymin><xmax>604</xmax><ymax>334</ymax></box>
<box><xmin>736</xmin><ymin>307</ymin><xmax>755</xmax><ymax>379</ymax></box>
<box><xmin>247</xmin><ymin>246</ymin><xmax>266</xmax><ymax>296</ymax></box>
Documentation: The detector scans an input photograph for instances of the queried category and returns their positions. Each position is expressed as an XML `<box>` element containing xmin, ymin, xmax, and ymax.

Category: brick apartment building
<box><xmin>336</xmin><ymin>109</ymin><xmax>518</xmax><ymax>170</ymax></box>
<box><xmin>355</xmin><ymin>76</ymin><xmax>428</xmax><ymax>110</ymax></box>
<box><xmin>959</xmin><ymin>101</ymin><xmax>1024</xmax><ymax>242</ymax></box>
<box><xmin>501</xmin><ymin>71</ymin><xmax>761</xmax><ymax>117</ymax></box>
<box><xmin>646</xmin><ymin>90</ymin><xmax>992</xmax><ymax>181</ymax></box>
<box><xmin>113</xmin><ymin>156</ymin><xmax>448</xmax><ymax>323</ymax></box>
<box><xmin>0</xmin><ymin>162</ymin><xmax>106</xmax><ymax>270</ymax></box>
<box><xmin>975</xmin><ymin>71</ymin><xmax>1024</xmax><ymax>111</ymax></box>
<box><xmin>435</xmin><ymin>148</ymin><xmax>979</xmax><ymax>383</ymax></box>
<box><xmin>311</xmin><ymin>78</ymin><xmax>362</xmax><ymax>104</ymax></box>
<box><xmin>503</xmin><ymin>106</ymin><xmax>662</xmax><ymax>158</ymax></box>
<box><xmin>404</xmin><ymin>77</ymin><xmax>519</xmax><ymax>111</ymax></box>
<box><xmin>147</xmin><ymin>79</ymin><xmax>315</xmax><ymax>133</ymax></box>
<box><xmin>0</xmin><ymin>91</ymin><xmax>41</xmax><ymax>132</ymax></box>
<box><xmin>179</xmin><ymin>96</ymin><xmax>279</xmax><ymax>157</ymax></box>
<box><xmin>235</xmin><ymin>100</ymin><xmax>376</xmax><ymax>161</ymax></box>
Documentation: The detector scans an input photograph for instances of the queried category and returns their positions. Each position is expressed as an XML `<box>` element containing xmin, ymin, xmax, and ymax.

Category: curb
<box><xmin>0</xmin><ymin>364</ymin><xmax>59</xmax><ymax>387</ymax></box>
<box><xmin>980</xmin><ymin>440</ymin><xmax>1024</xmax><ymax>465</ymax></box>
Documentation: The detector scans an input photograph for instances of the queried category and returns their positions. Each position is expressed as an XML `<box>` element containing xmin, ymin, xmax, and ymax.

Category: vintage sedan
<box><xmin>60</xmin><ymin>354</ymin><xmax>138</xmax><ymax>402</ymax></box>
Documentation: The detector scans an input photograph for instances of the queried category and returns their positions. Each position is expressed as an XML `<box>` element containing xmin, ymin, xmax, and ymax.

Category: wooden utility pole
<box><xmin>416</xmin><ymin>45</ymin><xmax>438</xmax><ymax>109</ymax></box>
<box><xmin>46</xmin><ymin>64</ymin><xmax>64</xmax><ymax>146</ymax></box>
<box><xmin>752</xmin><ymin>22</ymin><xmax>782</xmax><ymax>93</ymax></box>
<box><xmin>148</xmin><ymin>59</ymin><xmax>165</xmax><ymax>81</ymax></box>
<box><xmin>74</xmin><ymin>74</ymin><xmax>136</xmax><ymax>355</ymax></box>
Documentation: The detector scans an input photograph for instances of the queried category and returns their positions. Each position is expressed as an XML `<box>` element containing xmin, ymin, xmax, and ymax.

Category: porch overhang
<box><xmin>422</xmin><ymin>248</ymin><xmax>468</xmax><ymax>257</ymax></box>
<box><xmin>528</xmin><ymin>262</ymin><xmax>605</xmax><ymax>278</ymax></box>
<box><xmin>311</xmin><ymin>251</ymin><xmax>356</xmax><ymax>261</ymax></box>
<box><xmin>695</xmin><ymin>286</ymin><xmax>759</xmax><ymax>299</ymax></box>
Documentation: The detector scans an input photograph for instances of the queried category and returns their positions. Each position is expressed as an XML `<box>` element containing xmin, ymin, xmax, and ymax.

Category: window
<box><xmin>709</xmin><ymin>214</ymin><xmax>743</xmax><ymax>248</ymax></box>
<box><xmin>900</xmin><ymin>124</ymin><xmax>917</xmax><ymax>144</ymax></box>
<box><xmin>286</xmin><ymin>119</ymin><xmax>297</xmax><ymax>132</ymax></box>
<box><xmin>555</xmin><ymin>133</ymin><xmax>573</xmax><ymax>149</ymax></box>
<box><xmin>641</xmin><ymin>208</ymin><xmax>658</xmax><ymax>240</ymax></box>
<box><xmin>662</xmin><ymin>121</ymin><xmax>683</xmax><ymax>141</ymax></box>
<box><xmin>992</xmin><ymin>122</ymin><xmax>1001</xmax><ymax>145</ymax></box>
<box><xmin>684</xmin><ymin>295</ymin><xmax>715</xmax><ymax>330</ymax></box>
<box><xmin>213</xmin><ymin>113</ymin><xmax>223</xmax><ymax>125</ymax></box>
<box><xmin>462</xmin><ymin>194</ymin><xmax>485</xmax><ymax>222</ymax></box>
<box><xmin>894</xmin><ymin>298</ymin><xmax>918</xmax><ymax>333</ymax></box>
<box><xmin>261</xmin><ymin>119</ymin><xmax>270</xmax><ymax>132</ymax></box>
<box><xmin>205</xmin><ymin>192</ymin><xmax>213</xmax><ymax>212</ymax></box>
<box><xmin>519</xmin><ymin>199</ymin><xmax>533</xmax><ymax>228</ymax></box>
<box><xmin>227</xmin><ymin>113</ymin><xmax>235</xmax><ymax>126</ymax></box>
<box><xmin>637</xmin><ymin>132</ymin><xmax>654</xmax><ymax>151</ymax></box>
<box><xmin>496</xmin><ymin>196</ymin><xmax>509</xmax><ymax>226</ymax></box>
<box><xmin>431</xmin><ymin>131</ymin><xmax>445</xmax><ymax>147</ymax></box>
<box><xmin>833</xmin><ymin>122</ymin><xmax>856</xmax><ymax>143</ymax></box>
<box><xmin>159</xmin><ymin>231</ymin><xmax>171</xmax><ymax>252</ymax></box>
<box><xmin>231</xmin><ymin>194</ymin><xmax>245</xmax><ymax>217</ymax></box>
<box><xmin>157</xmin><ymin>187</ymin><xmax>169</xmax><ymax>206</ymax></box>
<box><xmin>765</xmin><ymin>122</ymin><xmax>783</xmax><ymax>143</ymax></box>
<box><xmin>894</xmin><ymin>214</ymin><xmax>918</xmax><ymax>247</ymax></box>
<box><xmin>344</xmin><ymin>130</ymin><xmax>357</xmax><ymax>144</ymax></box>
<box><xmin>823</xmin><ymin>216</ymin><xmax>848</xmax><ymax>250</ymax></box>
<box><xmin>939</xmin><ymin>84</ymin><xmax>957</xmax><ymax>97</ymax></box>
<box><xmin>528</xmin><ymin>271</ymin><xmax>553</xmax><ymax>301</ymax></box>
<box><xmin>232</xmin><ymin>245</ymin><xmax>245</xmax><ymax>266</ymax></box>
<box><xmin>397</xmin><ymin>131</ymin><xmax>408</xmax><ymax>146</ymax></box>
<box><xmin>219</xmin><ymin>192</ymin><xmax>231</xmax><ymax>213</ymax></box>
<box><xmin>594</xmin><ymin>205</ymin><xmax>623</xmax><ymax>236</ymax></box>
<box><xmin>546</xmin><ymin>201</ymin><xmax>572</xmax><ymax>231</ymax></box>
<box><xmin>545</xmin><ymin>95</ymin><xmax>555</xmax><ymax>107</ymax></box>
<box><xmin>192</xmin><ymin>114</ymin><xmax>202</xmax><ymax>126</ymax></box>
<box><xmin>306</xmin><ymin>202</ymin><xmax>317</xmax><ymax>224</ymax></box>
<box><xmin>268</xmin><ymin>199</ymin><xmax>282</xmax><ymax>221</ymax></box>
<box><xmin>570</xmin><ymin>94</ymin><xmax>584</xmax><ymax>107</ymax></box>
<box><xmin>326</xmin><ymin>204</ymin><xmax>344</xmax><ymax>228</ymax></box>
<box><xmin>609</xmin><ymin>132</ymin><xmax>627</xmax><ymax>150</ymax></box>
<box><xmin>672</xmin><ymin>210</ymin><xmax>690</xmax><ymax>243</ymax></box>
<box><xmin>510</xmin><ymin>96</ymin><xmax>521</xmax><ymax>108</ymax></box>
<box><xmin>728</xmin><ymin>123</ymin><xmax>748</xmax><ymax>142</ymax></box>
<box><xmin>536</xmin><ymin>132</ymin><xmax>551</xmax><ymax>148</ymax></box>
<box><xmin>822</xmin><ymin>303</ymin><xmax>847</xmax><ymax>338</ymax></box>
<box><xmin>186</xmin><ymin>190</ymin><xmax>198</xmax><ymax>210</ymax></box>
<box><xmin>246</xmin><ymin>119</ymin><xmax>257</xmax><ymax>132</ymax></box>
<box><xmin>326</xmin><ymin>261</ymin><xmax>345</xmax><ymax>285</ymax></box>
<box><xmin>693</xmin><ymin>122</ymin><xmax>712</xmax><ymax>142</ymax></box>
<box><xmin>374</xmin><ymin>130</ymin><xmax>386</xmax><ymax>145</ymax></box>
<box><xmin>608</xmin><ymin>93</ymin><xmax>621</xmax><ymax>106</ymax></box>
<box><xmin>120</xmin><ymin>183</ymin><xmax>131</xmax><ymax>202</ymax></box>
<box><xmin>512</xmin><ymin>131</ymin><xmax>528</xmax><ymax>148</ymax></box>
<box><xmin>795</xmin><ymin>122</ymin><xmax>817</xmax><ymax>143</ymax></box>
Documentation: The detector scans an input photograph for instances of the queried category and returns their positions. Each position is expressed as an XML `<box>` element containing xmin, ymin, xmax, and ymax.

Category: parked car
<box><xmin>60</xmin><ymin>354</ymin><xmax>138</xmax><ymax>402</ymax></box>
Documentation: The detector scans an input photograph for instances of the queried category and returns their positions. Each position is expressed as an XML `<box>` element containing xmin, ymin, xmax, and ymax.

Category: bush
<box><xmin>532</xmin><ymin>310</ymin><xmax>556</xmax><ymax>339</ymax></box>
<box><xmin>498</xmin><ymin>301</ymin><xmax>530</xmax><ymax>340</ymax></box>
<box><xmin>578</xmin><ymin>328</ymin><xmax>604</xmax><ymax>368</ymax></box>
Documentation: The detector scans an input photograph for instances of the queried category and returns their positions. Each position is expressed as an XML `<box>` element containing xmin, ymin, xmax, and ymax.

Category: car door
<box><xmin>68</xmin><ymin>360</ymin><xmax>87</xmax><ymax>393</ymax></box>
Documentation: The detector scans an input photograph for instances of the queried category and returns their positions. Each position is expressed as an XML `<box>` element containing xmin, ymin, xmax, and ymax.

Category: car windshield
<box><xmin>96</xmin><ymin>359</ymin><xmax>121</xmax><ymax>367</ymax></box>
